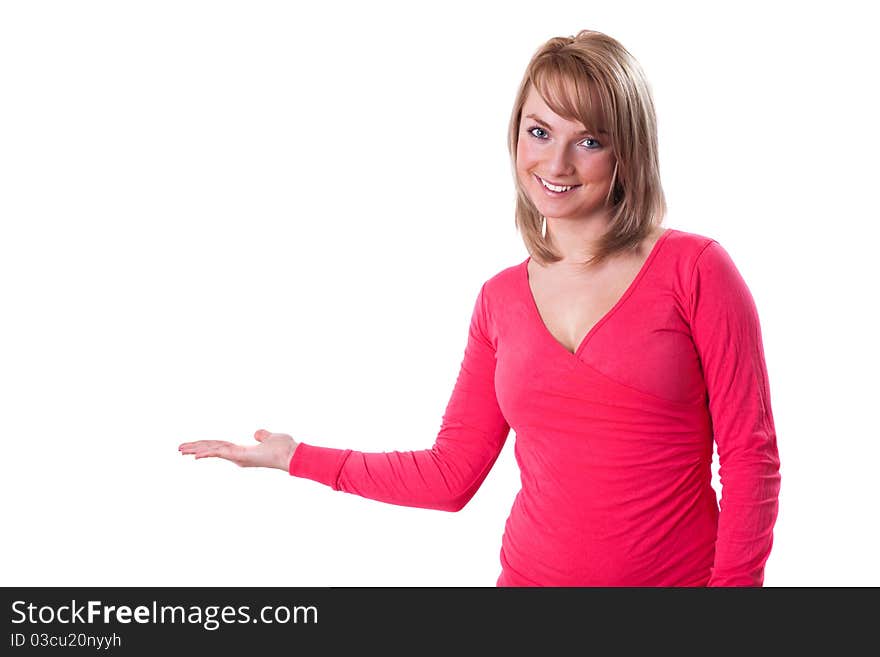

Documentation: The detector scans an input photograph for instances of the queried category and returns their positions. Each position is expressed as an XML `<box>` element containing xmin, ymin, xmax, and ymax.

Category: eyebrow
<box><xmin>524</xmin><ymin>113</ymin><xmax>608</xmax><ymax>135</ymax></box>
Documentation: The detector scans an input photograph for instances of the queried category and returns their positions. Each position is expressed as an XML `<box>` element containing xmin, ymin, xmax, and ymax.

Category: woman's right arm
<box><xmin>289</xmin><ymin>282</ymin><xmax>511</xmax><ymax>512</ymax></box>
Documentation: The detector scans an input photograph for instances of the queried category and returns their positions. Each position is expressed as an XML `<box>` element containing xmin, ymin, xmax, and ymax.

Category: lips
<box><xmin>535</xmin><ymin>174</ymin><xmax>581</xmax><ymax>193</ymax></box>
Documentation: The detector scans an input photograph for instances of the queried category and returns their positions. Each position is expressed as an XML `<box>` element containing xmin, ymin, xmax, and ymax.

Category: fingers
<box><xmin>178</xmin><ymin>440</ymin><xmax>235</xmax><ymax>458</ymax></box>
<box><xmin>179</xmin><ymin>430</ymin><xmax>269</xmax><ymax>453</ymax></box>
<box><xmin>178</xmin><ymin>431</ymin><xmax>271</xmax><ymax>466</ymax></box>
<box><xmin>179</xmin><ymin>440</ymin><xmax>231</xmax><ymax>451</ymax></box>
<box><xmin>179</xmin><ymin>441</ymin><xmax>245</xmax><ymax>464</ymax></box>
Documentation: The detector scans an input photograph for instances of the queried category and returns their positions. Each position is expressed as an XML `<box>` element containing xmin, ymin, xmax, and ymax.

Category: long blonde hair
<box><xmin>508</xmin><ymin>30</ymin><xmax>667</xmax><ymax>269</ymax></box>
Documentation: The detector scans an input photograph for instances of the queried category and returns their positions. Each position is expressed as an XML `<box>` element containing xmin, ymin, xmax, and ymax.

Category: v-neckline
<box><xmin>521</xmin><ymin>227</ymin><xmax>672</xmax><ymax>359</ymax></box>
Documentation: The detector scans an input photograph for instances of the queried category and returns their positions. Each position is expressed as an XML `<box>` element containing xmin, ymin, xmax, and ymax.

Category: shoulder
<box><xmin>662</xmin><ymin>227</ymin><xmax>718</xmax><ymax>260</ymax></box>
<box><xmin>460</xmin><ymin>260</ymin><xmax>524</xmax><ymax>340</ymax></box>
<box><xmin>654</xmin><ymin>227</ymin><xmax>735</xmax><ymax>285</ymax></box>
<box><xmin>460</xmin><ymin>259</ymin><xmax>526</xmax><ymax>336</ymax></box>
<box><xmin>667</xmin><ymin>228</ymin><xmax>744</xmax><ymax>280</ymax></box>
<box><xmin>477</xmin><ymin>258</ymin><xmax>527</xmax><ymax>302</ymax></box>
<box><xmin>674</xmin><ymin>231</ymin><xmax>756</xmax><ymax>313</ymax></box>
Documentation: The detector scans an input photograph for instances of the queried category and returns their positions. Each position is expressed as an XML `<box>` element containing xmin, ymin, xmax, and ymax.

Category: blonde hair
<box><xmin>508</xmin><ymin>30</ymin><xmax>666</xmax><ymax>269</ymax></box>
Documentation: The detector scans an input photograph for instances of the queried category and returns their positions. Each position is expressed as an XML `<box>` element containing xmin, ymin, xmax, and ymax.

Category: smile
<box><xmin>536</xmin><ymin>175</ymin><xmax>581</xmax><ymax>194</ymax></box>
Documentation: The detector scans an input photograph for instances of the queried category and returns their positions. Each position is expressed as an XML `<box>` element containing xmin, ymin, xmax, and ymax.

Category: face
<box><xmin>515</xmin><ymin>85</ymin><xmax>616</xmax><ymax>223</ymax></box>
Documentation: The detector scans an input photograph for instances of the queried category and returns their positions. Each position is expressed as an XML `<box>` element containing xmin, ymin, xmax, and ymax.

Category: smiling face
<box><xmin>515</xmin><ymin>84</ymin><xmax>617</xmax><ymax>224</ymax></box>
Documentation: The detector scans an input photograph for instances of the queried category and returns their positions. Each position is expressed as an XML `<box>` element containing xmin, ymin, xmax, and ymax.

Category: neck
<box><xmin>543</xmin><ymin>214</ymin><xmax>611</xmax><ymax>265</ymax></box>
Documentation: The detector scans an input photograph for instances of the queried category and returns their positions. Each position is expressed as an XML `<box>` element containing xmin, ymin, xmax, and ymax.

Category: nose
<box><xmin>545</xmin><ymin>142</ymin><xmax>576</xmax><ymax>176</ymax></box>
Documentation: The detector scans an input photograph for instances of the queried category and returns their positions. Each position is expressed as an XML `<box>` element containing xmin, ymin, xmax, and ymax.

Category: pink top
<box><xmin>289</xmin><ymin>228</ymin><xmax>781</xmax><ymax>586</ymax></box>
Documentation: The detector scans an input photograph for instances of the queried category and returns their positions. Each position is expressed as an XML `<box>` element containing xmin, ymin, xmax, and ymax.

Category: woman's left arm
<box><xmin>689</xmin><ymin>240</ymin><xmax>782</xmax><ymax>586</ymax></box>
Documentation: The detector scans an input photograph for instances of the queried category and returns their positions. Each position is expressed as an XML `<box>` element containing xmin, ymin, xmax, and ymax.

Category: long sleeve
<box><xmin>289</xmin><ymin>281</ymin><xmax>512</xmax><ymax>512</ymax></box>
<box><xmin>688</xmin><ymin>241</ymin><xmax>781</xmax><ymax>586</ymax></box>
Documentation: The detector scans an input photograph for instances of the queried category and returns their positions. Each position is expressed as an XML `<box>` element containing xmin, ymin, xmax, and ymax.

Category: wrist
<box><xmin>282</xmin><ymin>441</ymin><xmax>300</xmax><ymax>471</ymax></box>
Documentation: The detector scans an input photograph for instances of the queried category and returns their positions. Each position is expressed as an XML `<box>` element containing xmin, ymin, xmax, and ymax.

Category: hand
<box><xmin>178</xmin><ymin>429</ymin><xmax>299</xmax><ymax>471</ymax></box>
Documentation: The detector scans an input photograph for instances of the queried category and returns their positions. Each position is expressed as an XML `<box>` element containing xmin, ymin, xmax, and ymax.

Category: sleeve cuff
<box><xmin>288</xmin><ymin>442</ymin><xmax>352</xmax><ymax>490</ymax></box>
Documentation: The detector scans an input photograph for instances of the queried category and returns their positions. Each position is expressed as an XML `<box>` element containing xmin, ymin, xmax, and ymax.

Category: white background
<box><xmin>1</xmin><ymin>0</ymin><xmax>877</xmax><ymax>587</ymax></box>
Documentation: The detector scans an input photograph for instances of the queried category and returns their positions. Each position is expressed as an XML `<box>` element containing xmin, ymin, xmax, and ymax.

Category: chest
<box><xmin>527</xmin><ymin>258</ymin><xmax>646</xmax><ymax>355</ymax></box>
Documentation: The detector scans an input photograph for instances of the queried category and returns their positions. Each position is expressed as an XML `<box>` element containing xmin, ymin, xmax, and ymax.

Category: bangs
<box><xmin>531</xmin><ymin>60</ymin><xmax>611</xmax><ymax>137</ymax></box>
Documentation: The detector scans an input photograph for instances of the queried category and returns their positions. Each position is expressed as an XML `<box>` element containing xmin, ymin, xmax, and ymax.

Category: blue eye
<box><xmin>526</xmin><ymin>125</ymin><xmax>602</xmax><ymax>149</ymax></box>
<box><xmin>528</xmin><ymin>126</ymin><xmax>549</xmax><ymax>139</ymax></box>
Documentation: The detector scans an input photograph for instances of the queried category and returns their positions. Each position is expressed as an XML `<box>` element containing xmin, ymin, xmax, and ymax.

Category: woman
<box><xmin>179</xmin><ymin>29</ymin><xmax>781</xmax><ymax>587</ymax></box>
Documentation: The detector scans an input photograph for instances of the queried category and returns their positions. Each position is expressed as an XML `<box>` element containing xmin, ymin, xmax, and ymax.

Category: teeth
<box><xmin>540</xmin><ymin>177</ymin><xmax>573</xmax><ymax>192</ymax></box>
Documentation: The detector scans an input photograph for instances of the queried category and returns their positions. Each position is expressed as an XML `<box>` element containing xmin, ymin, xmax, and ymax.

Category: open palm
<box><xmin>179</xmin><ymin>429</ymin><xmax>298</xmax><ymax>471</ymax></box>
